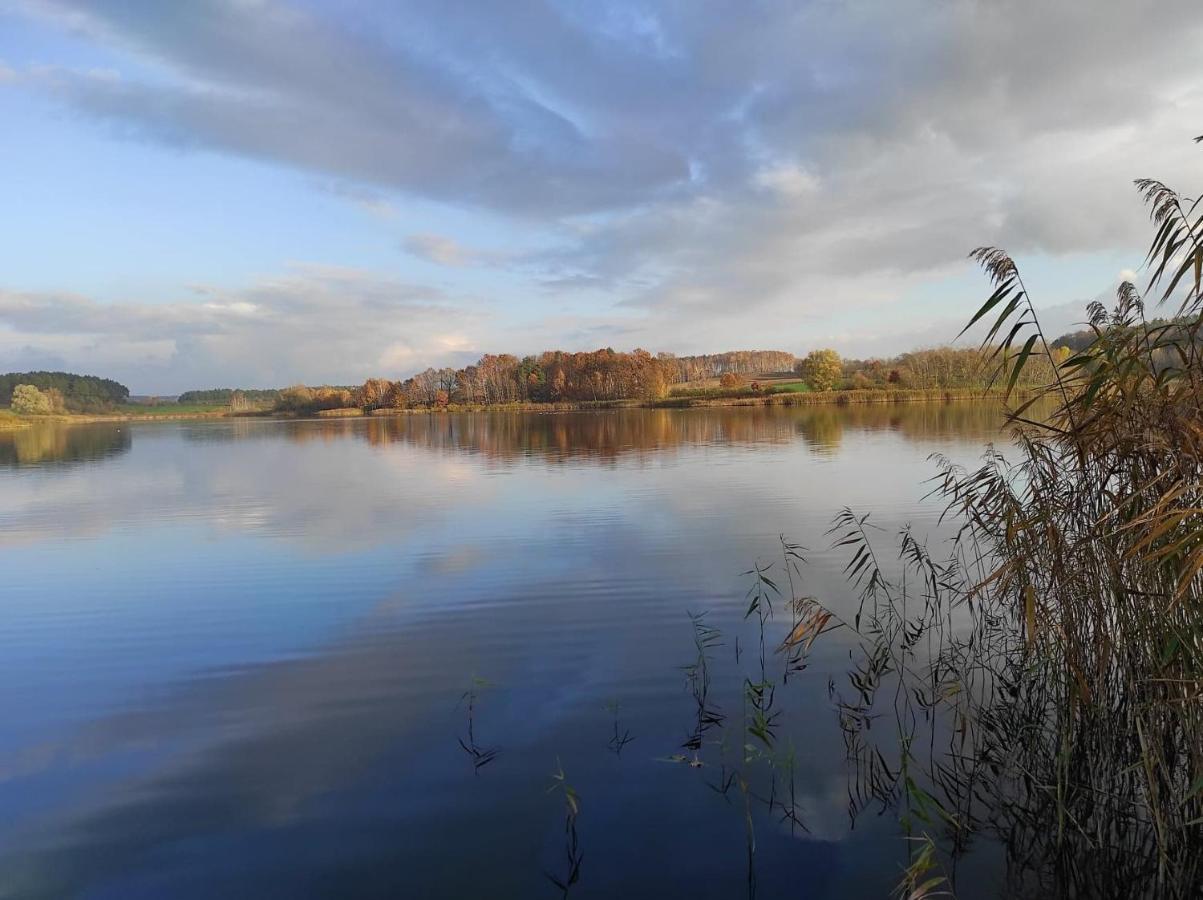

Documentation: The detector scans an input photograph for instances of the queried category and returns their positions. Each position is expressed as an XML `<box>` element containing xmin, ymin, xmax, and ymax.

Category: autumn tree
<box><xmin>10</xmin><ymin>384</ymin><xmax>53</xmax><ymax>415</ymax></box>
<box><xmin>383</xmin><ymin>380</ymin><xmax>408</xmax><ymax>409</ymax></box>
<box><xmin>663</xmin><ymin>350</ymin><xmax>794</xmax><ymax>383</ymax></box>
<box><xmin>410</xmin><ymin>369</ymin><xmax>441</xmax><ymax>405</ymax></box>
<box><xmin>43</xmin><ymin>387</ymin><xmax>65</xmax><ymax>413</ymax></box>
<box><xmin>274</xmin><ymin>385</ymin><xmax>356</xmax><ymax>413</ymax></box>
<box><xmin>276</xmin><ymin>385</ymin><xmax>315</xmax><ymax>412</ymax></box>
<box><xmin>798</xmin><ymin>349</ymin><xmax>843</xmax><ymax>392</ymax></box>
<box><xmin>357</xmin><ymin>378</ymin><xmax>392</xmax><ymax>410</ymax></box>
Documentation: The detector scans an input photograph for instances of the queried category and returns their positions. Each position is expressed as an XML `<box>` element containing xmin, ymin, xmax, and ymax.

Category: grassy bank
<box><xmin>115</xmin><ymin>403</ymin><xmax>233</xmax><ymax>418</ymax></box>
<box><xmin>276</xmin><ymin>399</ymin><xmax>642</xmax><ymax>417</ymax></box>
<box><xmin>281</xmin><ymin>386</ymin><xmax>1030</xmax><ymax>417</ymax></box>
<box><xmin>6</xmin><ymin>389</ymin><xmax>1026</xmax><ymax>426</ymax></box>
<box><xmin>1</xmin><ymin>404</ymin><xmax>233</xmax><ymax>425</ymax></box>
<box><xmin>0</xmin><ymin>409</ymin><xmax>31</xmax><ymax>430</ymax></box>
<box><xmin>648</xmin><ymin>386</ymin><xmax>1026</xmax><ymax>408</ymax></box>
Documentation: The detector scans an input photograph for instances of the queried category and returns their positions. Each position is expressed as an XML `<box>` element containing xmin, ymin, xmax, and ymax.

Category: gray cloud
<box><xmin>4</xmin><ymin>0</ymin><xmax>1203</xmax><ymax>386</ymax></box>
<box><xmin>16</xmin><ymin>0</ymin><xmax>692</xmax><ymax>216</ymax></box>
<box><xmin>20</xmin><ymin>0</ymin><xmax>1199</xmax><ymax>223</ymax></box>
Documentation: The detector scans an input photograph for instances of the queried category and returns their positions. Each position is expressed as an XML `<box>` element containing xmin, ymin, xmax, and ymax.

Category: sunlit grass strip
<box><xmin>313</xmin><ymin>406</ymin><xmax>364</xmax><ymax>417</ymax></box>
<box><xmin>0</xmin><ymin>408</ymin><xmax>31</xmax><ymax>430</ymax></box>
<box><xmin>650</xmin><ymin>386</ymin><xmax>1035</xmax><ymax>408</ymax></box>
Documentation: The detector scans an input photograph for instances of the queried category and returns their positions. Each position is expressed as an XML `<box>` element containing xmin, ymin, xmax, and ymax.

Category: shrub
<box><xmin>275</xmin><ymin>385</ymin><xmax>315</xmax><ymax>412</ymax></box>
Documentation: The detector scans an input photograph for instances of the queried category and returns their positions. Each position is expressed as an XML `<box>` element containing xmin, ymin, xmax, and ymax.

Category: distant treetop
<box><xmin>177</xmin><ymin>388</ymin><xmax>282</xmax><ymax>404</ymax></box>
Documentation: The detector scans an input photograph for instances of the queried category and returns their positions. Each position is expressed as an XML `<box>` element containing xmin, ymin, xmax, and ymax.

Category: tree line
<box><xmin>833</xmin><ymin>345</ymin><xmax>1070</xmax><ymax>392</ymax></box>
<box><xmin>1</xmin><ymin>339</ymin><xmax>1086</xmax><ymax>419</ymax></box>
<box><xmin>177</xmin><ymin>388</ymin><xmax>282</xmax><ymax>405</ymax></box>
<box><xmin>271</xmin><ymin>341</ymin><xmax>1084</xmax><ymax>414</ymax></box>
<box><xmin>275</xmin><ymin>348</ymin><xmax>797</xmax><ymax>413</ymax></box>
<box><xmin>664</xmin><ymin>350</ymin><xmax>795</xmax><ymax>380</ymax></box>
<box><xmin>0</xmin><ymin>371</ymin><xmax>129</xmax><ymax>412</ymax></box>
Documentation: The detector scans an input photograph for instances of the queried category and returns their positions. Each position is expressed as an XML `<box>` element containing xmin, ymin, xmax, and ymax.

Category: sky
<box><xmin>1</xmin><ymin>0</ymin><xmax>1201</xmax><ymax>393</ymax></box>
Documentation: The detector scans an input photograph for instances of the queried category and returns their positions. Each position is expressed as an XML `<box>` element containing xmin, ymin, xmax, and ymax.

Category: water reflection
<box><xmin>357</xmin><ymin>402</ymin><xmax>1020</xmax><ymax>460</ymax></box>
<box><xmin>1</xmin><ymin>402</ymin><xmax>1022</xmax><ymax>471</ymax></box>
<box><xmin>0</xmin><ymin>422</ymin><xmax>131</xmax><ymax>468</ymax></box>
<box><xmin>0</xmin><ymin>554</ymin><xmax>872</xmax><ymax>899</ymax></box>
<box><xmin>0</xmin><ymin>403</ymin><xmax>1027</xmax><ymax>899</ymax></box>
<box><xmin>0</xmin><ymin>405</ymin><xmax>1020</xmax><ymax>553</ymax></box>
<box><xmin>187</xmin><ymin>401</ymin><xmax>1019</xmax><ymax>461</ymax></box>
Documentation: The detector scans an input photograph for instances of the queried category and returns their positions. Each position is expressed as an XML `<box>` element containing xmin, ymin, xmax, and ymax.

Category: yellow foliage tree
<box><xmin>799</xmin><ymin>349</ymin><xmax>843</xmax><ymax>392</ymax></box>
<box><xmin>10</xmin><ymin>384</ymin><xmax>53</xmax><ymax>415</ymax></box>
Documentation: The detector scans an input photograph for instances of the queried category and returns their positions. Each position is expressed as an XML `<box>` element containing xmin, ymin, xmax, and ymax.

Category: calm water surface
<box><xmin>0</xmin><ymin>405</ymin><xmax>1016</xmax><ymax>898</ymax></box>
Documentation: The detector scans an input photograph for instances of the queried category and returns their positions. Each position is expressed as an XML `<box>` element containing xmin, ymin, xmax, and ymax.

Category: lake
<box><xmin>0</xmin><ymin>404</ymin><xmax>1017</xmax><ymax>899</ymax></box>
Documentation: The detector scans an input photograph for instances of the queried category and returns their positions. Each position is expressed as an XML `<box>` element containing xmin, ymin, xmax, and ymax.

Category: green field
<box><xmin>116</xmin><ymin>403</ymin><xmax>230</xmax><ymax>417</ymax></box>
<box><xmin>771</xmin><ymin>380</ymin><xmax>811</xmax><ymax>393</ymax></box>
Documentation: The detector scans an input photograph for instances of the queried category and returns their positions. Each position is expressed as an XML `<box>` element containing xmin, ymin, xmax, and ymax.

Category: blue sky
<box><xmin>1</xmin><ymin>0</ymin><xmax>1201</xmax><ymax>392</ymax></box>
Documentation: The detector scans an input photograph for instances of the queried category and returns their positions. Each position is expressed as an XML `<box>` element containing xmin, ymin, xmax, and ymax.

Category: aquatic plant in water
<box><xmin>671</xmin><ymin>138</ymin><xmax>1203</xmax><ymax>899</ymax></box>
<box><xmin>816</xmin><ymin>141</ymin><xmax>1203</xmax><ymax>898</ymax></box>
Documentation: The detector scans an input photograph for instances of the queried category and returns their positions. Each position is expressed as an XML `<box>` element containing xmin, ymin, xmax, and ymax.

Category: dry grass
<box><xmin>675</xmin><ymin>140</ymin><xmax>1203</xmax><ymax>899</ymax></box>
<box><xmin>313</xmin><ymin>406</ymin><xmax>364</xmax><ymax>418</ymax></box>
<box><xmin>810</xmin><ymin>148</ymin><xmax>1203</xmax><ymax>898</ymax></box>
<box><xmin>0</xmin><ymin>408</ymin><xmax>30</xmax><ymax>430</ymax></box>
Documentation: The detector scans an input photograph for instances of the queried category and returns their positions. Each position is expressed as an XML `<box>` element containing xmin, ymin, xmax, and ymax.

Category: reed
<box><xmin>810</xmin><ymin>141</ymin><xmax>1203</xmax><ymax>898</ymax></box>
<box><xmin>457</xmin><ymin>677</ymin><xmax>500</xmax><ymax>774</ymax></box>
<box><xmin>681</xmin><ymin>611</ymin><xmax>725</xmax><ymax>759</ymax></box>
<box><xmin>604</xmin><ymin>700</ymin><xmax>634</xmax><ymax>757</ymax></box>
<box><xmin>665</xmin><ymin>139</ymin><xmax>1203</xmax><ymax>898</ymax></box>
<box><xmin>546</xmin><ymin>760</ymin><xmax>583</xmax><ymax>898</ymax></box>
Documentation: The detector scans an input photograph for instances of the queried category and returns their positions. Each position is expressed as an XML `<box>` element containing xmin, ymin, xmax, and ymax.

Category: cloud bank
<box><xmin>3</xmin><ymin>0</ymin><xmax>1202</xmax><ymax>390</ymax></box>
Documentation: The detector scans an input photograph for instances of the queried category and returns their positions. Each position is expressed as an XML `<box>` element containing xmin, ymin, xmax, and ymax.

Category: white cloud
<box><xmin>0</xmin><ymin>266</ymin><xmax>479</xmax><ymax>391</ymax></box>
<box><xmin>402</xmin><ymin>233</ymin><xmax>476</xmax><ymax>268</ymax></box>
<box><xmin>201</xmin><ymin>301</ymin><xmax>261</xmax><ymax>316</ymax></box>
<box><xmin>753</xmin><ymin>162</ymin><xmax>820</xmax><ymax>197</ymax></box>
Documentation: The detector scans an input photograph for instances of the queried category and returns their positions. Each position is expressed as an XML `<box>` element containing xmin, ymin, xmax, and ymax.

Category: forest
<box><xmin>0</xmin><ymin>371</ymin><xmax>129</xmax><ymax>412</ymax></box>
<box><xmin>274</xmin><ymin>349</ymin><xmax>799</xmax><ymax>413</ymax></box>
<box><xmin>272</xmin><ymin>343</ymin><xmax>1071</xmax><ymax>414</ymax></box>
<box><xmin>0</xmin><ymin>342</ymin><xmax>1082</xmax><ymax>417</ymax></box>
<box><xmin>176</xmin><ymin>388</ymin><xmax>283</xmax><ymax>405</ymax></box>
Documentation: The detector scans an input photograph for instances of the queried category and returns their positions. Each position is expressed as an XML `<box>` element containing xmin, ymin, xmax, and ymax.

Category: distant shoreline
<box><xmin>282</xmin><ymin>386</ymin><xmax>1030</xmax><ymax>416</ymax></box>
<box><xmin>5</xmin><ymin>409</ymin><xmax>233</xmax><ymax>425</ymax></box>
<box><xmin>1</xmin><ymin>387</ymin><xmax>1029</xmax><ymax>427</ymax></box>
